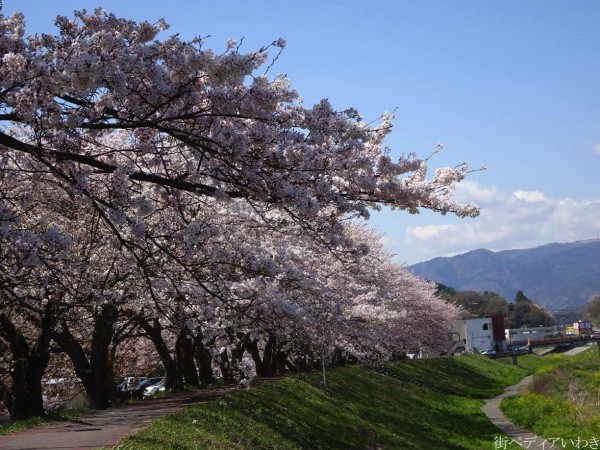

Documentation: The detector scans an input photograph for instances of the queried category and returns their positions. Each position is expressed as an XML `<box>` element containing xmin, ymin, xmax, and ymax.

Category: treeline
<box><xmin>437</xmin><ymin>286</ymin><xmax>556</xmax><ymax>328</ymax></box>
<box><xmin>0</xmin><ymin>8</ymin><xmax>476</xmax><ymax>422</ymax></box>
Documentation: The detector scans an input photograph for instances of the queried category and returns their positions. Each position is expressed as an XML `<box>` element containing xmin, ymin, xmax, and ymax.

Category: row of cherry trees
<box><xmin>0</xmin><ymin>8</ymin><xmax>477</xmax><ymax>420</ymax></box>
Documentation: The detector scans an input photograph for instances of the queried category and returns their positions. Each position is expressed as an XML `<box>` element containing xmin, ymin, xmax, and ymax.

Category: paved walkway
<box><xmin>482</xmin><ymin>345</ymin><xmax>592</xmax><ymax>449</ymax></box>
<box><xmin>0</xmin><ymin>386</ymin><xmax>235</xmax><ymax>450</ymax></box>
<box><xmin>562</xmin><ymin>345</ymin><xmax>594</xmax><ymax>356</ymax></box>
<box><xmin>482</xmin><ymin>375</ymin><xmax>552</xmax><ymax>448</ymax></box>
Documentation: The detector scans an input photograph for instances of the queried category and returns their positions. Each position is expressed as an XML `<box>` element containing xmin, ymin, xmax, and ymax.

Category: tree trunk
<box><xmin>331</xmin><ymin>348</ymin><xmax>345</xmax><ymax>366</ymax></box>
<box><xmin>262</xmin><ymin>334</ymin><xmax>278</xmax><ymax>377</ymax></box>
<box><xmin>276</xmin><ymin>347</ymin><xmax>288</xmax><ymax>375</ymax></box>
<box><xmin>0</xmin><ymin>312</ymin><xmax>52</xmax><ymax>421</ymax></box>
<box><xmin>89</xmin><ymin>304</ymin><xmax>119</xmax><ymax>409</ymax></box>
<box><xmin>175</xmin><ymin>330</ymin><xmax>200</xmax><ymax>387</ymax></box>
<box><xmin>246</xmin><ymin>334</ymin><xmax>287</xmax><ymax>377</ymax></box>
<box><xmin>0</xmin><ymin>378</ymin><xmax>13</xmax><ymax>417</ymax></box>
<box><xmin>137</xmin><ymin>316</ymin><xmax>180</xmax><ymax>391</ymax></box>
<box><xmin>194</xmin><ymin>334</ymin><xmax>215</xmax><ymax>385</ymax></box>
<box><xmin>10</xmin><ymin>348</ymin><xmax>48</xmax><ymax>420</ymax></box>
<box><xmin>218</xmin><ymin>350</ymin><xmax>236</xmax><ymax>384</ymax></box>
<box><xmin>232</xmin><ymin>332</ymin><xmax>248</xmax><ymax>363</ymax></box>
<box><xmin>245</xmin><ymin>339</ymin><xmax>266</xmax><ymax>376</ymax></box>
<box><xmin>52</xmin><ymin>324</ymin><xmax>94</xmax><ymax>399</ymax></box>
<box><xmin>292</xmin><ymin>354</ymin><xmax>314</xmax><ymax>373</ymax></box>
<box><xmin>52</xmin><ymin>304</ymin><xmax>119</xmax><ymax>410</ymax></box>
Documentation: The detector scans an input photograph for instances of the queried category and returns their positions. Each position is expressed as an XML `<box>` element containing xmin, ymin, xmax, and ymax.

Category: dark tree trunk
<box><xmin>0</xmin><ymin>312</ymin><xmax>52</xmax><ymax>421</ymax></box>
<box><xmin>331</xmin><ymin>348</ymin><xmax>345</xmax><ymax>366</ymax></box>
<box><xmin>9</xmin><ymin>348</ymin><xmax>48</xmax><ymax>420</ymax></box>
<box><xmin>137</xmin><ymin>316</ymin><xmax>180</xmax><ymax>391</ymax></box>
<box><xmin>276</xmin><ymin>347</ymin><xmax>288</xmax><ymax>375</ymax></box>
<box><xmin>262</xmin><ymin>334</ymin><xmax>280</xmax><ymax>377</ymax></box>
<box><xmin>232</xmin><ymin>332</ymin><xmax>248</xmax><ymax>363</ymax></box>
<box><xmin>218</xmin><ymin>350</ymin><xmax>236</xmax><ymax>384</ymax></box>
<box><xmin>293</xmin><ymin>355</ymin><xmax>311</xmax><ymax>372</ymax></box>
<box><xmin>246</xmin><ymin>334</ymin><xmax>289</xmax><ymax>377</ymax></box>
<box><xmin>0</xmin><ymin>378</ymin><xmax>13</xmax><ymax>416</ymax></box>
<box><xmin>89</xmin><ymin>304</ymin><xmax>119</xmax><ymax>409</ymax></box>
<box><xmin>194</xmin><ymin>334</ymin><xmax>216</xmax><ymax>385</ymax></box>
<box><xmin>175</xmin><ymin>330</ymin><xmax>200</xmax><ymax>387</ymax></box>
<box><xmin>245</xmin><ymin>339</ymin><xmax>266</xmax><ymax>376</ymax></box>
<box><xmin>52</xmin><ymin>304</ymin><xmax>119</xmax><ymax>410</ymax></box>
<box><xmin>52</xmin><ymin>324</ymin><xmax>93</xmax><ymax>397</ymax></box>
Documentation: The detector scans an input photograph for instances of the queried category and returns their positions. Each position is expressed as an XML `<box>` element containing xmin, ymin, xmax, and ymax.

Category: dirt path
<box><xmin>0</xmin><ymin>386</ymin><xmax>235</xmax><ymax>450</ymax></box>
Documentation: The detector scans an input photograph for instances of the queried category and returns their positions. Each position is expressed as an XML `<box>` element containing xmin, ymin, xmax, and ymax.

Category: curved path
<box><xmin>481</xmin><ymin>375</ymin><xmax>550</xmax><ymax>448</ymax></box>
<box><xmin>482</xmin><ymin>345</ymin><xmax>591</xmax><ymax>449</ymax></box>
<box><xmin>0</xmin><ymin>386</ymin><xmax>235</xmax><ymax>450</ymax></box>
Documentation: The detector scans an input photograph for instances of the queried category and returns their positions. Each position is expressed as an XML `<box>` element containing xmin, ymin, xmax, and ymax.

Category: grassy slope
<box><xmin>115</xmin><ymin>354</ymin><xmax>548</xmax><ymax>450</ymax></box>
<box><xmin>501</xmin><ymin>347</ymin><xmax>600</xmax><ymax>448</ymax></box>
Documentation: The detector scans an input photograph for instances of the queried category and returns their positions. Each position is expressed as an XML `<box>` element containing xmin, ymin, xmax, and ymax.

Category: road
<box><xmin>0</xmin><ymin>386</ymin><xmax>234</xmax><ymax>450</ymax></box>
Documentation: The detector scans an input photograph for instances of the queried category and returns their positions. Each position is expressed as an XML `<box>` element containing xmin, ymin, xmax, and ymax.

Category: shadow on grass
<box><xmin>384</xmin><ymin>354</ymin><xmax>532</xmax><ymax>398</ymax></box>
<box><xmin>117</xmin><ymin>360</ymin><xmax>523</xmax><ymax>449</ymax></box>
<box><xmin>0</xmin><ymin>408</ymin><xmax>83</xmax><ymax>436</ymax></box>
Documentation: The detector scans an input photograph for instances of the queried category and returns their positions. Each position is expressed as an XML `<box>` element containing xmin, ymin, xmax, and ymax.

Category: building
<box><xmin>565</xmin><ymin>320</ymin><xmax>593</xmax><ymax>336</ymax></box>
<box><xmin>505</xmin><ymin>325</ymin><xmax>559</xmax><ymax>345</ymax></box>
<box><xmin>454</xmin><ymin>315</ymin><xmax>507</xmax><ymax>353</ymax></box>
<box><xmin>573</xmin><ymin>320</ymin><xmax>593</xmax><ymax>335</ymax></box>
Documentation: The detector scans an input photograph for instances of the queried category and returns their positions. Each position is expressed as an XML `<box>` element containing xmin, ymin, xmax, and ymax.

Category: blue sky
<box><xmin>4</xmin><ymin>1</ymin><xmax>600</xmax><ymax>264</ymax></box>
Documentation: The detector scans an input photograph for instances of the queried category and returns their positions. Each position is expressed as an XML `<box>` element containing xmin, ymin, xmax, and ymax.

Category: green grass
<box><xmin>384</xmin><ymin>353</ymin><xmax>545</xmax><ymax>398</ymax></box>
<box><xmin>0</xmin><ymin>408</ymin><xmax>81</xmax><ymax>435</ymax></box>
<box><xmin>501</xmin><ymin>347</ymin><xmax>600</xmax><ymax>449</ymax></box>
<box><xmin>115</xmin><ymin>354</ymin><xmax>545</xmax><ymax>450</ymax></box>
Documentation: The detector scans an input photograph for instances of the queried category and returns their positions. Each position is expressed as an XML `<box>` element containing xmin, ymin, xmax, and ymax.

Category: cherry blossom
<box><xmin>0</xmin><ymin>6</ymin><xmax>476</xmax><ymax>420</ymax></box>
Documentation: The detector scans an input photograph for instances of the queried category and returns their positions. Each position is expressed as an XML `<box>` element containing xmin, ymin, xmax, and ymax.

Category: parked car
<box><xmin>480</xmin><ymin>349</ymin><xmax>496</xmax><ymax>357</ymax></box>
<box><xmin>116</xmin><ymin>376</ymin><xmax>147</xmax><ymax>392</ymax></box>
<box><xmin>129</xmin><ymin>377</ymin><xmax>163</xmax><ymax>392</ymax></box>
<box><xmin>144</xmin><ymin>379</ymin><xmax>166</xmax><ymax>397</ymax></box>
<box><xmin>115</xmin><ymin>376</ymin><xmax>163</xmax><ymax>400</ymax></box>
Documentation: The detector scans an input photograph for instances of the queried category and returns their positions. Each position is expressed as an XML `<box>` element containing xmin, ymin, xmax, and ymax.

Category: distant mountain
<box><xmin>408</xmin><ymin>239</ymin><xmax>600</xmax><ymax>312</ymax></box>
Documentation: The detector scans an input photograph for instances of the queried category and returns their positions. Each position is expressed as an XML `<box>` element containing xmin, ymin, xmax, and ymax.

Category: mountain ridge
<box><xmin>408</xmin><ymin>239</ymin><xmax>600</xmax><ymax>312</ymax></box>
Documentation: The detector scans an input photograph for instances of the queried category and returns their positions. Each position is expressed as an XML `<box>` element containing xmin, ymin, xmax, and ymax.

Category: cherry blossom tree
<box><xmin>229</xmin><ymin>223</ymin><xmax>458</xmax><ymax>373</ymax></box>
<box><xmin>0</xmin><ymin>6</ymin><xmax>480</xmax><ymax>420</ymax></box>
<box><xmin>0</xmin><ymin>145</ymin><xmax>144</xmax><ymax>413</ymax></box>
<box><xmin>0</xmin><ymin>146</ymin><xmax>76</xmax><ymax>419</ymax></box>
<box><xmin>0</xmin><ymin>9</ymin><xmax>477</xmax><ymax>256</ymax></box>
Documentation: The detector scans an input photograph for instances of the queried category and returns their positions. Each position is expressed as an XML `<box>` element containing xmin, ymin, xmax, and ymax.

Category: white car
<box><xmin>144</xmin><ymin>379</ymin><xmax>166</xmax><ymax>397</ymax></box>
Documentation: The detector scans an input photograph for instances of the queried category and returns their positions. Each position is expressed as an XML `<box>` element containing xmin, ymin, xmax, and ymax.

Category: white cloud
<box><xmin>406</xmin><ymin>224</ymin><xmax>459</xmax><ymax>240</ymax></box>
<box><xmin>594</xmin><ymin>143</ymin><xmax>600</xmax><ymax>155</ymax></box>
<box><xmin>452</xmin><ymin>180</ymin><xmax>503</xmax><ymax>206</ymax></box>
<box><xmin>403</xmin><ymin>181</ymin><xmax>600</xmax><ymax>263</ymax></box>
<box><xmin>513</xmin><ymin>190</ymin><xmax>550</xmax><ymax>203</ymax></box>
